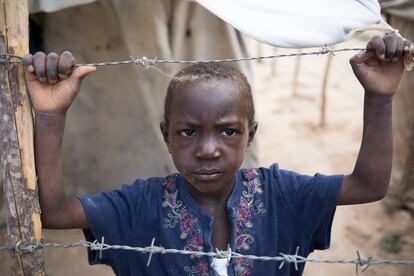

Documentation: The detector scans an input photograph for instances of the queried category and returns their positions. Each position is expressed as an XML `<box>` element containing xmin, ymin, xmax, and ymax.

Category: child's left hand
<box><xmin>350</xmin><ymin>34</ymin><xmax>410</xmax><ymax>96</ymax></box>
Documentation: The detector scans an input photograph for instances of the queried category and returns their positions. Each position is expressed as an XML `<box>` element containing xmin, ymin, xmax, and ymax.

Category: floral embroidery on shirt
<box><xmin>233</xmin><ymin>169</ymin><xmax>266</xmax><ymax>276</ymax></box>
<box><xmin>184</xmin><ymin>260</ymin><xmax>209</xmax><ymax>276</ymax></box>
<box><xmin>233</xmin><ymin>258</ymin><xmax>254</xmax><ymax>276</ymax></box>
<box><xmin>162</xmin><ymin>177</ymin><xmax>208</xmax><ymax>275</ymax></box>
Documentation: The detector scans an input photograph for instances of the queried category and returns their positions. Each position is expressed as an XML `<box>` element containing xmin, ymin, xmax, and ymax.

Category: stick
<box><xmin>320</xmin><ymin>52</ymin><xmax>334</xmax><ymax>127</ymax></box>
<box><xmin>292</xmin><ymin>49</ymin><xmax>302</xmax><ymax>96</ymax></box>
<box><xmin>271</xmin><ymin>47</ymin><xmax>277</xmax><ymax>76</ymax></box>
<box><xmin>0</xmin><ymin>0</ymin><xmax>45</xmax><ymax>274</ymax></box>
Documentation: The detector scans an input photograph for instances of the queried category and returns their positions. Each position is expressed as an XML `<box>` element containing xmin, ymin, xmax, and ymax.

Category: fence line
<box><xmin>0</xmin><ymin>47</ymin><xmax>363</xmax><ymax>69</ymax></box>
<box><xmin>75</xmin><ymin>47</ymin><xmax>360</xmax><ymax>67</ymax></box>
<box><xmin>2</xmin><ymin>46</ymin><xmax>412</xmax><ymax>78</ymax></box>
<box><xmin>0</xmin><ymin>47</ymin><xmax>365</xmax><ymax>80</ymax></box>
<box><xmin>1</xmin><ymin>238</ymin><xmax>414</xmax><ymax>273</ymax></box>
<box><xmin>1</xmin><ymin>46</ymin><xmax>413</xmax><ymax>274</ymax></box>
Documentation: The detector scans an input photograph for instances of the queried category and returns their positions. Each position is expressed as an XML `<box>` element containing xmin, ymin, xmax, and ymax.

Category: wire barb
<box><xmin>318</xmin><ymin>45</ymin><xmax>335</xmax><ymax>56</ymax></box>
<box><xmin>14</xmin><ymin>241</ymin><xmax>22</xmax><ymax>253</ymax></box>
<box><xmin>278</xmin><ymin>248</ymin><xmax>300</xmax><ymax>271</ymax></box>
<box><xmin>129</xmin><ymin>56</ymin><xmax>158</xmax><ymax>69</ymax></box>
<box><xmin>146</xmin><ymin>238</ymin><xmax>156</xmax><ymax>267</ymax></box>
<box><xmin>0</xmin><ymin>53</ymin><xmax>22</xmax><ymax>68</ymax></box>
<box><xmin>356</xmin><ymin>251</ymin><xmax>362</xmax><ymax>275</ymax></box>
<box><xmin>99</xmin><ymin>236</ymin><xmax>105</xmax><ymax>259</ymax></box>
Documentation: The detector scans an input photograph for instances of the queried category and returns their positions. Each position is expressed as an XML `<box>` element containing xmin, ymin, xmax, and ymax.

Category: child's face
<box><xmin>162</xmin><ymin>78</ymin><xmax>256</xmax><ymax>195</ymax></box>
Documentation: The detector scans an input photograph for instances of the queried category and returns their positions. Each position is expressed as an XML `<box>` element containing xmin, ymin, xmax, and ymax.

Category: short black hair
<box><xmin>163</xmin><ymin>62</ymin><xmax>254</xmax><ymax>126</ymax></box>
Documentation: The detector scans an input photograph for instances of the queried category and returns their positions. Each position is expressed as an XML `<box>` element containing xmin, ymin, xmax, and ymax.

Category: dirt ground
<box><xmin>1</xmin><ymin>40</ymin><xmax>414</xmax><ymax>275</ymax></box>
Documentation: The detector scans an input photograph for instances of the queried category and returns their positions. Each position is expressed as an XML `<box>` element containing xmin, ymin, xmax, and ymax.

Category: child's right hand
<box><xmin>23</xmin><ymin>51</ymin><xmax>96</xmax><ymax>114</ymax></box>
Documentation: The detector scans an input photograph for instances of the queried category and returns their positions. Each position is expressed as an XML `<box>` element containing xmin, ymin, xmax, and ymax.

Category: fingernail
<box><xmin>28</xmin><ymin>65</ymin><xmax>34</xmax><ymax>73</ymax></box>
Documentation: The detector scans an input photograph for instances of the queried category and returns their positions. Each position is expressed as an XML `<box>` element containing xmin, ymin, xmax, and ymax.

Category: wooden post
<box><xmin>0</xmin><ymin>0</ymin><xmax>45</xmax><ymax>275</ymax></box>
<box><xmin>256</xmin><ymin>42</ymin><xmax>262</xmax><ymax>63</ymax></box>
<box><xmin>292</xmin><ymin>49</ymin><xmax>302</xmax><ymax>97</ymax></box>
<box><xmin>271</xmin><ymin>47</ymin><xmax>277</xmax><ymax>76</ymax></box>
<box><xmin>319</xmin><ymin>53</ymin><xmax>333</xmax><ymax>128</ymax></box>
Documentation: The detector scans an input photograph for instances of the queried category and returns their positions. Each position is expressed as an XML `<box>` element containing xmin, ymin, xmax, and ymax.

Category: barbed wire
<box><xmin>75</xmin><ymin>47</ymin><xmax>362</xmax><ymax>67</ymax></box>
<box><xmin>2</xmin><ymin>46</ymin><xmax>413</xmax><ymax>77</ymax></box>
<box><xmin>1</xmin><ymin>238</ymin><xmax>414</xmax><ymax>273</ymax></box>
<box><xmin>0</xmin><ymin>47</ymin><xmax>363</xmax><ymax>69</ymax></box>
<box><xmin>0</xmin><ymin>47</ymin><xmax>365</xmax><ymax>80</ymax></box>
<box><xmin>1</xmin><ymin>43</ymin><xmax>413</xmax><ymax>72</ymax></box>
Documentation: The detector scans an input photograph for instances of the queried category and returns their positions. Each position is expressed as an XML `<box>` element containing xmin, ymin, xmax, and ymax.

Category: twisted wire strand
<box><xmin>0</xmin><ymin>54</ymin><xmax>23</xmax><ymax>65</ymax></box>
<box><xmin>75</xmin><ymin>48</ymin><xmax>364</xmax><ymax>67</ymax></box>
<box><xmin>0</xmin><ymin>47</ymin><xmax>365</xmax><ymax>68</ymax></box>
<box><xmin>1</xmin><ymin>240</ymin><xmax>414</xmax><ymax>270</ymax></box>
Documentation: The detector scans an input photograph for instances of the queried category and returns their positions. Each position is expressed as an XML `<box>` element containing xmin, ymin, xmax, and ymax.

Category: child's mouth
<box><xmin>192</xmin><ymin>170</ymin><xmax>223</xmax><ymax>181</ymax></box>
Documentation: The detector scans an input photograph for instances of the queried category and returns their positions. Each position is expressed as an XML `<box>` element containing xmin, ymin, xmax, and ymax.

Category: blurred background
<box><xmin>1</xmin><ymin>0</ymin><xmax>413</xmax><ymax>275</ymax></box>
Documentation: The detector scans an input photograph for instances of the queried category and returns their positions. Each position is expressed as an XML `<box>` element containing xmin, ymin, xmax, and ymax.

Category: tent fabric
<box><xmin>380</xmin><ymin>0</ymin><xmax>414</xmax><ymax>21</ymax></box>
<box><xmin>29</xmin><ymin>0</ymin><xmax>97</xmax><ymax>13</ymax></box>
<box><xmin>195</xmin><ymin>0</ymin><xmax>383</xmax><ymax>48</ymax></box>
<box><xmin>30</xmin><ymin>0</ymin><xmax>387</xmax><ymax>48</ymax></box>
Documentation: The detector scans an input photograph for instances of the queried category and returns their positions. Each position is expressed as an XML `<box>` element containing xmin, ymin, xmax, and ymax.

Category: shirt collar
<box><xmin>175</xmin><ymin>171</ymin><xmax>244</xmax><ymax>220</ymax></box>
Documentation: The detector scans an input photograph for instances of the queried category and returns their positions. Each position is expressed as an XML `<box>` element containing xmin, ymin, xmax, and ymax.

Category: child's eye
<box><xmin>180</xmin><ymin>129</ymin><xmax>196</xmax><ymax>137</ymax></box>
<box><xmin>220</xmin><ymin>129</ymin><xmax>238</xmax><ymax>137</ymax></box>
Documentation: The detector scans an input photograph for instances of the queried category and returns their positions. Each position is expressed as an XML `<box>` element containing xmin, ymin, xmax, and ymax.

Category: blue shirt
<box><xmin>79</xmin><ymin>164</ymin><xmax>342</xmax><ymax>275</ymax></box>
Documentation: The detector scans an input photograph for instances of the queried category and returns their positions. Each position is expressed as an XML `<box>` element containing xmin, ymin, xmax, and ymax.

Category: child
<box><xmin>23</xmin><ymin>34</ymin><xmax>408</xmax><ymax>276</ymax></box>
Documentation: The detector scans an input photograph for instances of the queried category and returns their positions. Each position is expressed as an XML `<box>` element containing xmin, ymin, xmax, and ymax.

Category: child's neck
<box><xmin>183</xmin><ymin>179</ymin><xmax>233</xmax><ymax>250</ymax></box>
<box><xmin>184</xmin><ymin>181</ymin><xmax>234</xmax><ymax>213</ymax></box>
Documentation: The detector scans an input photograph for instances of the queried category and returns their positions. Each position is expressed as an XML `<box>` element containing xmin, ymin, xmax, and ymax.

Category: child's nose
<box><xmin>195</xmin><ymin>135</ymin><xmax>221</xmax><ymax>159</ymax></box>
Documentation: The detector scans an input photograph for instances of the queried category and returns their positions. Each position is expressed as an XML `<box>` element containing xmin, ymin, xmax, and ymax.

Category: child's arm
<box><xmin>23</xmin><ymin>52</ymin><xmax>96</xmax><ymax>228</ymax></box>
<box><xmin>338</xmin><ymin>34</ymin><xmax>410</xmax><ymax>205</ymax></box>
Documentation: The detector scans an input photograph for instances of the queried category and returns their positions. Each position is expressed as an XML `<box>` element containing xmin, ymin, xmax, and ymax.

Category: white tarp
<box><xmin>29</xmin><ymin>0</ymin><xmax>97</xmax><ymax>13</ymax></box>
<box><xmin>29</xmin><ymin>0</ymin><xmax>386</xmax><ymax>47</ymax></box>
<box><xmin>195</xmin><ymin>0</ymin><xmax>384</xmax><ymax>48</ymax></box>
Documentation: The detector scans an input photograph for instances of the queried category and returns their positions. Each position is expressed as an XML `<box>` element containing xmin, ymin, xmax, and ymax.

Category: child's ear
<box><xmin>247</xmin><ymin>121</ymin><xmax>258</xmax><ymax>147</ymax></box>
<box><xmin>160</xmin><ymin>122</ymin><xmax>170</xmax><ymax>146</ymax></box>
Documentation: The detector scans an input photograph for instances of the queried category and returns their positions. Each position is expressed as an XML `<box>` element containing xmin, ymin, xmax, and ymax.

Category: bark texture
<box><xmin>0</xmin><ymin>0</ymin><xmax>45</xmax><ymax>275</ymax></box>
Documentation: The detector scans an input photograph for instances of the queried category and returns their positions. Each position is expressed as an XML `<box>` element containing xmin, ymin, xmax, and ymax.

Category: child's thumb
<box><xmin>70</xmin><ymin>66</ymin><xmax>96</xmax><ymax>81</ymax></box>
